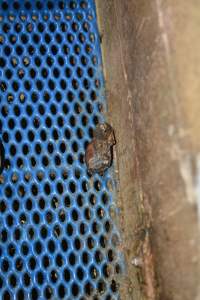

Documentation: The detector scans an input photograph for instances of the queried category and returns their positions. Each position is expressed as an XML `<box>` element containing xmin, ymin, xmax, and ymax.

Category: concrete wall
<box><xmin>96</xmin><ymin>1</ymin><xmax>200</xmax><ymax>299</ymax></box>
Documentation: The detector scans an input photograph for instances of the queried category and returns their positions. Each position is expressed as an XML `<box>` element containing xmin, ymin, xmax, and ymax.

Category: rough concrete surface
<box><xmin>96</xmin><ymin>1</ymin><xmax>200</xmax><ymax>299</ymax></box>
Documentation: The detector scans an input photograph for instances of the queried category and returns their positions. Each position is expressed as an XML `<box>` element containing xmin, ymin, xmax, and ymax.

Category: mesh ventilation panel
<box><xmin>0</xmin><ymin>1</ymin><xmax>121</xmax><ymax>299</ymax></box>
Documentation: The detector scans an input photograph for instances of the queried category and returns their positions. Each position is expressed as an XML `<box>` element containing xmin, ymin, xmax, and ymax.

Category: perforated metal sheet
<box><xmin>0</xmin><ymin>1</ymin><xmax>121</xmax><ymax>300</ymax></box>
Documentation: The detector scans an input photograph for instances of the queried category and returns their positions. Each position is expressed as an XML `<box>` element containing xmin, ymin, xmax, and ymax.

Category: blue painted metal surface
<box><xmin>0</xmin><ymin>1</ymin><xmax>121</xmax><ymax>299</ymax></box>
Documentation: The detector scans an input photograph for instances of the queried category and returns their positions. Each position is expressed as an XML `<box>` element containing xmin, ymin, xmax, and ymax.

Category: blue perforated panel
<box><xmin>0</xmin><ymin>1</ymin><xmax>121</xmax><ymax>300</ymax></box>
